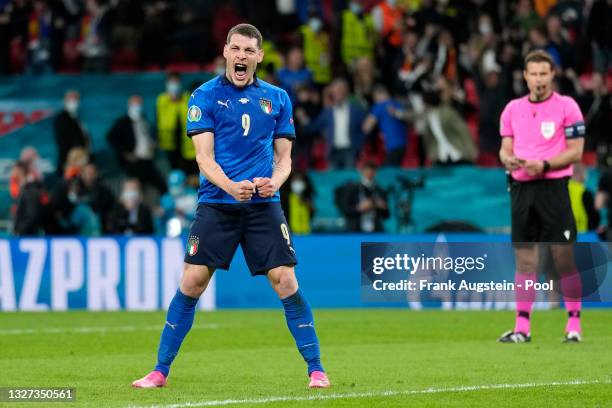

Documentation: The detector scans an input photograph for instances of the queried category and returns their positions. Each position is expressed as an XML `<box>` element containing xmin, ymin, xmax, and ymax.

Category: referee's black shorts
<box><xmin>510</xmin><ymin>177</ymin><xmax>577</xmax><ymax>243</ymax></box>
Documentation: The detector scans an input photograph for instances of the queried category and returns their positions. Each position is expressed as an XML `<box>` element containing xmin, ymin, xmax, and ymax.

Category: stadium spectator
<box><xmin>53</xmin><ymin>90</ymin><xmax>90</xmax><ymax>176</ymax></box>
<box><xmin>276</xmin><ymin>47</ymin><xmax>313</xmax><ymax>104</ymax></box>
<box><xmin>26</xmin><ymin>0</ymin><xmax>66</xmax><ymax>74</ymax></box>
<box><xmin>513</xmin><ymin>0</ymin><xmax>542</xmax><ymax>33</ymax></box>
<box><xmin>80</xmin><ymin>0</ymin><xmax>112</xmax><ymax>73</ymax></box>
<box><xmin>0</xmin><ymin>0</ymin><xmax>11</xmax><ymax>74</ymax></box>
<box><xmin>292</xmin><ymin>84</ymin><xmax>321</xmax><ymax>170</ymax></box>
<box><xmin>305</xmin><ymin>78</ymin><xmax>366</xmax><ymax>169</ymax></box>
<box><xmin>352</xmin><ymin>56</ymin><xmax>376</xmax><ymax>107</ymax></box>
<box><xmin>362</xmin><ymin>84</ymin><xmax>408</xmax><ymax>166</ymax></box>
<box><xmin>476</xmin><ymin>64</ymin><xmax>506</xmax><ymax>163</ymax></box>
<box><xmin>79</xmin><ymin>162</ymin><xmax>116</xmax><ymax>234</ymax></box>
<box><xmin>421</xmin><ymin>82</ymin><xmax>477</xmax><ymax>165</ymax></box>
<box><xmin>339</xmin><ymin>0</ymin><xmax>376</xmax><ymax>71</ymax></box>
<box><xmin>12</xmin><ymin>161</ymin><xmax>46</xmax><ymax>236</ymax></box>
<box><xmin>52</xmin><ymin>147</ymin><xmax>100</xmax><ymax>235</ymax></box>
<box><xmin>158</xmin><ymin>169</ymin><xmax>197</xmax><ymax>237</ymax></box>
<box><xmin>582</xmin><ymin>73</ymin><xmax>612</xmax><ymax>168</ymax></box>
<box><xmin>156</xmin><ymin>71</ymin><xmax>195</xmax><ymax>175</ymax></box>
<box><xmin>587</xmin><ymin>0</ymin><xmax>612</xmax><ymax>74</ymax></box>
<box><xmin>568</xmin><ymin>163</ymin><xmax>599</xmax><ymax>233</ymax></box>
<box><xmin>280</xmin><ymin>171</ymin><xmax>315</xmax><ymax>235</ymax></box>
<box><xmin>299</xmin><ymin>14</ymin><xmax>331</xmax><ymax>87</ymax></box>
<box><xmin>109</xmin><ymin>178</ymin><xmax>154</xmax><ymax>235</ymax></box>
<box><xmin>595</xmin><ymin>168</ymin><xmax>612</xmax><ymax>241</ymax></box>
<box><xmin>107</xmin><ymin>94</ymin><xmax>167</xmax><ymax>196</ymax></box>
<box><xmin>337</xmin><ymin>161</ymin><xmax>389</xmax><ymax>232</ymax></box>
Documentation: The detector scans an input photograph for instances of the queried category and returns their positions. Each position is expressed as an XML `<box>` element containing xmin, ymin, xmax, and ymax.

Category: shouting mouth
<box><xmin>234</xmin><ymin>63</ymin><xmax>248</xmax><ymax>82</ymax></box>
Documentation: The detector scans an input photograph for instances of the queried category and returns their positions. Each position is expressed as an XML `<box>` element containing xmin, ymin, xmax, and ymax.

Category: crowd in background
<box><xmin>3</xmin><ymin>0</ymin><xmax>612</xmax><ymax>237</ymax></box>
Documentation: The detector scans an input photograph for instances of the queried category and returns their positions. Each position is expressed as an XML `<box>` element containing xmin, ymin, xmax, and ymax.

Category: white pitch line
<box><xmin>0</xmin><ymin>324</ymin><xmax>219</xmax><ymax>335</ymax></box>
<box><xmin>126</xmin><ymin>379</ymin><xmax>610</xmax><ymax>408</ymax></box>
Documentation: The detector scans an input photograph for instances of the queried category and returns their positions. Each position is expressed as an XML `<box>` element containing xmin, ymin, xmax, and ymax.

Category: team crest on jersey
<box><xmin>540</xmin><ymin>121</ymin><xmax>555</xmax><ymax>139</ymax></box>
<box><xmin>259</xmin><ymin>98</ymin><xmax>272</xmax><ymax>114</ymax></box>
<box><xmin>186</xmin><ymin>235</ymin><xmax>199</xmax><ymax>256</ymax></box>
<box><xmin>187</xmin><ymin>106</ymin><xmax>202</xmax><ymax>122</ymax></box>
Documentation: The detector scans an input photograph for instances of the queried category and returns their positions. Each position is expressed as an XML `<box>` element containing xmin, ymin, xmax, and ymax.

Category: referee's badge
<box><xmin>540</xmin><ymin>121</ymin><xmax>555</xmax><ymax>139</ymax></box>
<box><xmin>259</xmin><ymin>98</ymin><xmax>272</xmax><ymax>114</ymax></box>
<box><xmin>187</xmin><ymin>106</ymin><xmax>202</xmax><ymax>122</ymax></box>
<box><xmin>187</xmin><ymin>235</ymin><xmax>199</xmax><ymax>256</ymax></box>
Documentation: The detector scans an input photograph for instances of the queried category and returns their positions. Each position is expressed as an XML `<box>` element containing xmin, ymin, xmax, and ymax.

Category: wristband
<box><xmin>542</xmin><ymin>160</ymin><xmax>551</xmax><ymax>172</ymax></box>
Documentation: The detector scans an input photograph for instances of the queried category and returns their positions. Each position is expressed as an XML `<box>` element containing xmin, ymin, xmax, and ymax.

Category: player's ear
<box><xmin>257</xmin><ymin>49</ymin><xmax>264</xmax><ymax>64</ymax></box>
<box><xmin>223</xmin><ymin>44</ymin><xmax>229</xmax><ymax>60</ymax></box>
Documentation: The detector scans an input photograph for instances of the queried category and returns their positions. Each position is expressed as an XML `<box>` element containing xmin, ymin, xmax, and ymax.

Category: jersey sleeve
<box><xmin>562</xmin><ymin>96</ymin><xmax>585</xmax><ymax>139</ymax></box>
<box><xmin>499</xmin><ymin>102</ymin><xmax>513</xmax><ymax>137</ymax></box>
<box><xmin>274</xmin><ymin>91</ymin><xmax>296</xmax><ymax>140</ymax></box>
<box><xmin>186</xmin><ymin>89</ymin><xmax>214</xmax><ymax>138</ymax></box>
<box><xmin>370</xmin><ymin>102</ymin><xmax>384</xmax><ymax>121</ymax></box>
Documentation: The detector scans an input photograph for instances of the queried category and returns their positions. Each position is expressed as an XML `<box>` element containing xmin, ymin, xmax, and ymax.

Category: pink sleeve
<box><xmin>499</xmin><ymin>102</ymin><xmax>513</xmax><ymax>137</ymax></box>
<box><xmin>563</xmin><ymin>96</ymin><xmax>584</xmax><ymax>127</ymax></box>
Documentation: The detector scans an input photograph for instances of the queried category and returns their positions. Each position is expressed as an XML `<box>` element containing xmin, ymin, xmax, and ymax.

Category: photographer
<box><xmin>338</xmin><ymin>161</ymin><xmax>389</xmax><ymax>232</ymax></box>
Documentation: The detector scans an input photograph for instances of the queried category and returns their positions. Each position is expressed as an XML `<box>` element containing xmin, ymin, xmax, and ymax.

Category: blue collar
<box><xmin>221</xmin><ymin>74</ymin><xmax>260</xmax><ymax>88</ymax></box>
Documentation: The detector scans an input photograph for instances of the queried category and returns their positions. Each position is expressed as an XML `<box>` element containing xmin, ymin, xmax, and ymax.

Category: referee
<box><xmin>498</xmin><ymin>50</ymin><xmax>585</xmax><ymax>343</ymax></box>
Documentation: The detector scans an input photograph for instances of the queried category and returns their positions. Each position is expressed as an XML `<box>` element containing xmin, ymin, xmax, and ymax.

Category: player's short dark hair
<box><xmin>524</xmin><ymin>50</ymin><xmax>555</xmax><ymax>71</ymax></box>
<box><xmin>226</xmin><ymin>24</ymin><xmax>263</xmax><ymax>49</ymax></box>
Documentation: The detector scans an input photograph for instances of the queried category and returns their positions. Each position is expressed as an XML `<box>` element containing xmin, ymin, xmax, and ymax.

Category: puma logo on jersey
<box><xmin>217</xmin><ymin>100</ymin><xmax>230</xmax><ymax>108</ymax></box>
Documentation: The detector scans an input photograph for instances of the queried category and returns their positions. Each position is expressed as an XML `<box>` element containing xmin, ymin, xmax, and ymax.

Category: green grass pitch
<box><xmin>1</xmin><ymin>309</ymin><xmax>611</xmax><ymax>407</ymax></box>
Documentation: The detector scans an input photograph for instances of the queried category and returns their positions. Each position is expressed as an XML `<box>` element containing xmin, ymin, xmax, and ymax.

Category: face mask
<box><xmin>291</xmin><ymin>180</ymin><xmax>306</xmax><ymax>195</ymax></box>
<box><xmin>121</xmin><ymin>189</ymin><xmax>140</xmax><ymax>205</ymax></box>
<box><xmin>166</xmin><ymin>81</ymin><xmax>181</xmax><ymax>96</ymax></box>
<box><xmin>309</xmin><ymin>18</ymin><xmax>322</xmax><ymax>33</ymax></box>
<box><xmin>361</xmin><ymin>177</ymin><xmax>374</xmax><ymax>188</ymax></box>
<box><xmin>65</xmin><ymin>100</ymin><xmax>79</xmax><ymax>114</ymax></box>
<box><xmin>349</xmin><ymin>3</ymin><xmax>362</xmax><ymax>14</ymax></box>
<box><xmin>479</xmin><ymin>22</ymin><xmax>492</xmax><ymax>35</ymax></box>
<box><xmin>128</xmin><ymin>104</ymin><xmax>142</xmax><ymax>119</ymax></box>
<box><xmin>68</xmin><ymin>191</ymin><xmax>78</xmax><ymax>203</ymax></box>
<box><xmin>169</xmin><ymin>185</ymin><xmax>183</xmax><ymax>197</ymax></box>
<box><xmin>387</xmin><ymin>0</ymin><xmax>396</xmax><ymax>6</ymax></box>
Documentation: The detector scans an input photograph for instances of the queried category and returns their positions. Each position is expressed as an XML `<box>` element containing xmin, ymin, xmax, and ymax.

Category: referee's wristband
<box><xmin>542</xmin><ymin>160</ymin><xmax>551</xmax><ymax>173</ymax></box>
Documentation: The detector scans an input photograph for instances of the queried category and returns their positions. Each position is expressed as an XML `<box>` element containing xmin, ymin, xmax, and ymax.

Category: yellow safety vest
<box><xmin>156</xmin><ymin>92</ymin><xmax>194</xmax><ymax>159</ymax></box>
<box><xmin>341</xmin><ymin>10</ymin><xmax>375</xmax><ymax>67</ymax></box>
<box><xmin>568</xmin><ymin>179</ymin><xmax>588</xmax><ymax>232</ymax></box>
<box><xmin>300</xmin><ymin>25</ymin><xmax>331</xmax><ymax>84</ymax></box>
<box><xmin>288</xmin><ymin>192</ymin><xmax>311</xmax><ymax>234</ymax></box>
<box><xmin>256</xmin><ymin>40</ymin><xmax>283</xmax><ymax>77</ymax></box>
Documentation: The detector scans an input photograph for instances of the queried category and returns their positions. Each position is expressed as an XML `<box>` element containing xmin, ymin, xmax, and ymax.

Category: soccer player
<box><xmin>498</xmin><ymin>50</ymin><xmax>585</xmax><ymax>343</ymax></box>
<box><xmin>132</xmin><ymin>24</ymin><xmax>330</xmax><ymax>388</ymax></box>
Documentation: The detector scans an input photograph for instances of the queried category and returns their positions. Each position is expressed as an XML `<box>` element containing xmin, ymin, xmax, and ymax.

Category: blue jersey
<box><xmin>186</xmin><ymin>76</ymin><xmax>296</xmax><ymax>204</ymax></box>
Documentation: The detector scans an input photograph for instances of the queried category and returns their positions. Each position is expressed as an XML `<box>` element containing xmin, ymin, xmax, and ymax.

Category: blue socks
<box><xmin>281</xmin><ymin>288</ymin><xmax>324</xmax><ymax>375</ymax></box>
<box><xmin>155</xmin><ymin>289</ymin><xmax>199</xmax><ymax>376</ymax></box>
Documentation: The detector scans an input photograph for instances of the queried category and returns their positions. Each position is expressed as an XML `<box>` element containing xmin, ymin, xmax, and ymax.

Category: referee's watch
<box><xmin>542</xmin><ymin>160</ymin><xmax>551</xmax><ymax>173</ymax></box>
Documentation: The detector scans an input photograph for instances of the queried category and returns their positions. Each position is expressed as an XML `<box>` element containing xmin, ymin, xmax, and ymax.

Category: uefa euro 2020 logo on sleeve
<box><xmin>187</xmin><ymin>235</ymin><xmax>199</xmax><ymax>256</ymax></box>
<box><xmin>187</xmin><ymin>106</ymin><xmax>202</xmax><ymax>122</ymax></box>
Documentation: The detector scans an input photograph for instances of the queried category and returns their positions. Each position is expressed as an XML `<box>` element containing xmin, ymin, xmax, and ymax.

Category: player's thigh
<box><xmin>535</xmin><ymin>178</ymin><xmax>577</xmax><ymax>243</ymax></box>
<box><xmin>511</xmin><ymin>182</ymin><xmax>538</xmax><ymax>242</ymax></box>
<box><xmin>184</xmin><ymin>203</ymin><xmax>242</xmax><ymax>270</ymax></box>
<box><xmin>240</xmin><ymin>202</ymin><xmax>298</xmax><ymax>276</ymax></box>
